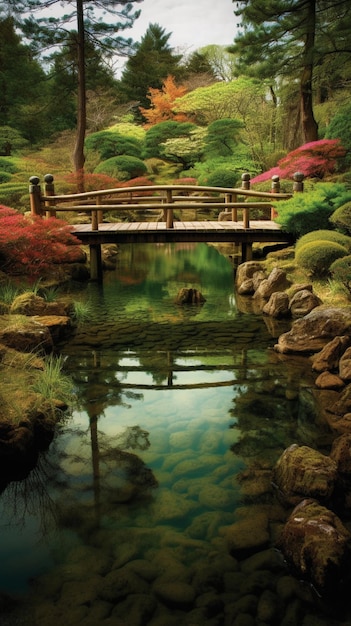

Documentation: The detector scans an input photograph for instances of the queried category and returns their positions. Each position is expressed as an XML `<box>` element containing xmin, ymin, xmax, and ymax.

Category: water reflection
<box><xmin>0</xmin><ymin>243</ymin><xmax>339</xmax><ymax>625</ymax></box>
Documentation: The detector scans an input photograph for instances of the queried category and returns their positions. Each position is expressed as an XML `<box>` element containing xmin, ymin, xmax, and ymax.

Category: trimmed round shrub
<box><xmin>0</xmin><ymin>157</ymin><xmax>18</xmax><ymax>173</ymax></box>
<box><xmin>295</xmin><ymin>240</ymin><xmax>348</xmax><ymax>277</ymax></box>
<box><xmin>95</xmin><ymin>156</ymin><xmax>147</xmax><ymax>181</ymax></box>
<box><xmin>330</xmin><ymin>202</ymin><xmax>351</xmax><ymax>236</ymax></box>
<box><xmin>203</xmin><ymin>168</ymin><xmax>239</xmax><ymax>188</ymax></box>
<box><xmin>0</xmin><ymin>171</ymin><xmax>12</xmax><ymax>184</ymax></box>
<box><xmin>330</xmin><ymin>255</ymin><xmax>351</xmax><ymax>293</ymax></box>
<box><xmin>296</xmin><ymin>229</ymin><xmax>351</xmax><ymax>253</ymax></box>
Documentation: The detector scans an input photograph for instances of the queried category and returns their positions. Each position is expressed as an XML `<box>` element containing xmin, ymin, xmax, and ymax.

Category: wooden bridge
<box><xmin>29</xmin><ymin>173</ymin><xmax>302</xmax><ymax>280</ymax></box>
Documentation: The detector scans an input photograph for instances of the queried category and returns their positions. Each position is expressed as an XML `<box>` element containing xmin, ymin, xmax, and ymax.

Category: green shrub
<box><xmin>274</xmin><ymin>182</ymin><xmax>351</xmax><ymax>237</ymax></box>
<box><xmin>330</xmin><ymin>201</ymin><xmax>351</xmax><ymax>236</ymax></box>
<box><xmin>94</xmin><ymin>156</ymin><xmax>147</xmax><ymax>181</ymax></box>
<box><xmin>85</xmin><ymin>131</ymin><xmax>143</xmax><ymax>160</ymax></box>
<box><xmin>201</xmin><ymin>167</ymin><xmax>240</xmax><ymax>188</ymax></box>
<box><xmin>296</xmin><ymin>229</ymin><xmax>351</xmax><ymax>253</ymax></box>
<box><xmin>0</xmin><ymin>182</ymin><xmax>29</xmax><ymax>211</ymax></box>
<box><xmin>0</xmin><ymin>171</ymin><xmax>11</xmax><ymax>184</ymax></box>
<box><xmin>295</xmin><ymin>240</ymin><xmax>348</xmax><ymax>277</ymax></box>
<box><xmin>330</xmin><ymin>255</ymin><xmax>351</xmax><ymax>293</ymax></box>
<box><xmin>0</xmin><ymin>157</ymin><xmax>19</xmax><ymax>173</ymax></box>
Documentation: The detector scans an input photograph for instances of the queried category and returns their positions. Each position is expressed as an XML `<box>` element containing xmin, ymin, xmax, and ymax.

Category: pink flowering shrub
<box><xmin>0</xmin><ymin>205</ymin><xmax>81</xmax><ymax>276</ymax></box>
<box><xmin>252</xmin><ymin>139</ymin><xmax>346</xmax><ymax>184</ymax></box>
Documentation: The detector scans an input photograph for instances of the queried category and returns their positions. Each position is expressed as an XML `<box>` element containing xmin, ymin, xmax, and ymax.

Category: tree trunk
<box><xmin>300</xmin><ymin>0</ymin><xmax>318</xmax><ymax>143</ymax></box>
<box><xmin>73</xmin><ymin>0</ymin><xmax>86</xmax><ymax>191</ymax></box>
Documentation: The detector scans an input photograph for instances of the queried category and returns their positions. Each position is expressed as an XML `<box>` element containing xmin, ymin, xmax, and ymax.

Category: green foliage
<box><xmin>205</xmin><ymin>118</ymin><xmax>244</xmax><ymax>158</ymax></box>
<box><xmin>143</xmin><ymin>121</ymin><xmax>197</xmax><ymax>160</ymax></box>
<box><xmin>330</xmin><ymin>201</ymin><xmax>351</xmax><ymax>235</ymax></box>
<box><xmin>274</xmin><ymin>183</ymin><xmax>350</xmax><ymax>237</ymax></box>
<box><xmin>295</xmin><ymin>240</ymin><xmax>348</xmax><ymax>277</ymax></box>
<box><xmin>202</xmin><ymin>168</ymin><xmax>240</xmax><ymax>188</ymax></box>
<box><xmin>0</xmin><ymin>182</ymin><xmax>29</xmax><ymax>211</ymax></box>
<box><xmin>119</xmin><ymin>23</ymin><xmax>183</xmax><ymax>112</ymax></box>
<box><xmin>30</xmin><ymin>354</ymin><xmax>74</xmax><ymax>407</ymax></box>
<box><xmin>330</xmin><ymin>255</ymin><xmax>351</xmax><ymax>294</ymax></box>
<box><xmin>160</xmin><ymin>128</ymin><xmax>206</xmax><ymax>168</ymax></box>
<box><xmin>0</xmin><ymin>171</ymin><xmax>11</xmax><ymax>183</ymax></box>
<box><xmin>94</xmin><ymin>156</ymin><xmax>147</xmax><ymax>181</ymax></box>
<box><xmin>0</xmin><ymin>157</ymin><xmax>19</xmax><ymax>173</ymax></box>
<box><xmin>0</xmin><ymin>126</ymin><xmax>28</xmax><ymax>156</ymax></box>
<box><xmin>85</xmin><ymin>131</ymin><xmax>143</xmax><ymax>160</ymax></box>
<box><xmin>325</xmin><ymin>103</ymin><xmax>351</xmax><ymax>167</ymax></box>
<box><xmin>296</xmin><ymin>230</ymin><xmax>351</xmax><ymax>253</ymax></box>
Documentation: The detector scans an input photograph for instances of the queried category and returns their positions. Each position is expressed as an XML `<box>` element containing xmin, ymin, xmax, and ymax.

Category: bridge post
<box><xmin>29</xmin><ymin>176</ymin><xmax>42</xmax><ymax>216</ymax></box>
<box><xmin>270</xmin><ymin>175</ymin><xmax>280</xmax><ymax>218</ymax></box>
<box><xmin>90</xmin><ymin>244</ymin><xmax>103</xmax><ymax>282</ymax></box>
<box><xmin>166</xmin><ymin>189</ymin><xmax>174</xmax><ymax>228</ymax></box>
<box><xmin>241</xmin><ymin>173</ymin><xmax>250</xmax><ymax>228</ymax></box>
<box><xmin>44</xmin><ymin>174</ymin><xmax>56</xmax><ymax>218</ymax></box>
<box><xmin>293</xmin><ymin>172</ymin><xmax>304</xmax><ymax>193</ymax></box>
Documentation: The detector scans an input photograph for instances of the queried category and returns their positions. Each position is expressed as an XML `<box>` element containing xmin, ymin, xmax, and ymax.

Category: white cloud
<box><xmin>124</xmin><ymin>0</ymin><xmax>239</xmax><ymax>54</ymax></box>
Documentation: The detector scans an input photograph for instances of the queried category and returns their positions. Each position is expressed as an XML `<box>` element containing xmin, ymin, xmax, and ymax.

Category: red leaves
<box><xmin>0</xmin><ymin>206</ymin><xmax>81</xmax><ymax>276</ymax></box>
<box><xmin>252</xmin><ymin>139</ymin><xmax>346</xmax><ymax>184</ymax></box>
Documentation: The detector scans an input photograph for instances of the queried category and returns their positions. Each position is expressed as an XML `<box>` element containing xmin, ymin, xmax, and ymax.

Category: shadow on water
<box><xmin>0</xmin><ymin>243</ymin><xmax>346</xmax><ymax>625</ymax></box>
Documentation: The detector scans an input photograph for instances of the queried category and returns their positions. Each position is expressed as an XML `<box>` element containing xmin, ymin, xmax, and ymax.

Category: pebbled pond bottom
<box><xmin>0</xmin><ymin>243</ymin><xmax>349</xmax><ymax>625</ymax></box>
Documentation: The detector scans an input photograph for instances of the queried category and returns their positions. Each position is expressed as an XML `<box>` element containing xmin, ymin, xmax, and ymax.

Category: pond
<box><xmin>0</xmin><ymin>243</ymin><xmax>348</xmax><ymax>625</ymax></box>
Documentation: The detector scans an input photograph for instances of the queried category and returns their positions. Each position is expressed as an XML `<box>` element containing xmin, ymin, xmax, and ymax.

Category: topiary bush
<box><xmin>329</xmin><ymin>201</ymin><xmax>351</xmax><ymax>236</ymax></box>
<box><xmin>0</xmin><ymin>182</ymin><xmax>29</xmax><ymax>211</ymax></box>
<box><xmin>330</xmin><ymin>255</ymin><xmax>351</xmax><ymax>294</ymax></box>
<box><xmin>295</xmin><ymin>240</ymin><xmax>348</xmax><ymax>277</ymax></box>
<box><xmin>85</xmin><ymin>131</ymin><xmax>143</xmax><ymax>160</ymax></box>
<box><xmin>274</xmin><ymin>183</ymin><xmax>350</xmax><ymax>238</ymax></box>
<box><xmin>201</xmin><ymin>167</ymin><xmax>239</xmax><ymax>188</ymax></box>
<box><xmin>296</xmin><ymin>229</ymin><xmax>351</xmax><ymax>253</ymax></box>
<box><xmin>94</xmin><ymin>156</ymin><xmax>147</xmax><ymax>181</ymax></box>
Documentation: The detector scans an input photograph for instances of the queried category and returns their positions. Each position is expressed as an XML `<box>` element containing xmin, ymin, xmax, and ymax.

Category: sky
<box><xmin>120</xmin><ymin>0</ymin><xmax>239</xmax><ymax>58</ymax></box>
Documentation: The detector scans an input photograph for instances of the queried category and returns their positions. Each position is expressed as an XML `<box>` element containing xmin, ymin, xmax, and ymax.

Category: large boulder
<box><xmin>262</xmin><ymin>292</ymin><xmax>290</xmax><ymax>318</ymax></box>
<box><xmin>289</xmin><ymin>289</ymin><xmax>322</xmax><ymax>318</ymax></box>
<box><xmin>311</xmin><ymin>336</ymin><xmax>351</xmax><ymax>373</ymax></box>
<box><xmin>272</xmin><ymin>444</ymin><xmax>338</xmax><ymax>506</ymax></box>
<box><xmin>10</xmin><ymin>292</ymin><xmax>71</xmax><ymax>317</ymax></box>
<box><xmin>253</xmin><ymin>267</ymin><xmax>291</xmax><ymax>300</ymax></box>
<box><xmin>0</xmin><ymin>319</ymin><xmax>53</xmax><ymax>352</ymax></box>
<box><xmin>275</xmin><ymin>307</ymin><xmax>351</xmax><ymax>354</ymax></box>
<box><xmin>276</xmin><ymin>499</ymin><xmax>351</xmax><ymax>596</ymax></box>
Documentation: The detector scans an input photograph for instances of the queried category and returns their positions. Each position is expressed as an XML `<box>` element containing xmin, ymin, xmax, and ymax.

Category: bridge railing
<box><xmin>29</xmin><ymin>172</ymin><xmax>304</xmax><ymax>230</ymax></box>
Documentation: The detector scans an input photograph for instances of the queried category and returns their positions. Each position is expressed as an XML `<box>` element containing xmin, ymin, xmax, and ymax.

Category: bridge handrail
<box><xmin>29</xmin><ymin>172</ymin><xmax>304</xmax><ymax>230</ymax></box>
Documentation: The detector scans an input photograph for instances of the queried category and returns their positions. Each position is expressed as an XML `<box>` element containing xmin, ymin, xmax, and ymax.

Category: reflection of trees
<box><xmin>228</xmin><ymin>351</ymin><xmax>326</xmax><ymax>465</ymax></box>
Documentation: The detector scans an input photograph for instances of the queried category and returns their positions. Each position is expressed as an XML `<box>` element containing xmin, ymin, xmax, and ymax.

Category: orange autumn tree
<box><xmin>139</xmin><ymin>75</ymin><xmax>189</xmax><ymax>127</ymax></box>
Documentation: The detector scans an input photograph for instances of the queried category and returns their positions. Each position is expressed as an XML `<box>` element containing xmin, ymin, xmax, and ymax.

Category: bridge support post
<box><xmin>44</xmin><ymin>174</ymin><xmax>56</xmax><ymax>217</ymax></box>
<box><xmin>90</xmin><ymin>244</ymin><xmax>103</xmax><ymax>282</ymax></box>
<box><xmin>29</xmin><ymin>176</ymin><xmax>42</xmax><ymax>216</ymax></box>
<box><xmin>241</xmin><ymin>242</ymin><xmax>252</xmax><ymax>262</ymax></box>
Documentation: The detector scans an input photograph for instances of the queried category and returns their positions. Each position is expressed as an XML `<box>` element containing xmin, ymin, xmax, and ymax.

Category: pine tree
<box><xmin>2</xmin><ymin>0</ymin><xmax>142</xmax><ymax>186</ymax></box>
<box><xmin>119</xmin><ymin>24</ymin><xmax>183</xmax><ymax>115</ymax></box>
<box><xmin>231</xmin><ymin>0</ymin><xmax>351</xmax><ymax>144</ymax></box>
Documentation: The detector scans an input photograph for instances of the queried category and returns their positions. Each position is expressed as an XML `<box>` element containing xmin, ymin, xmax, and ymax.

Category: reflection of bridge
<box><xmin>29</xmin><ymin>174</ymin><xmax>302</xmax><ymax>279</ymax></box>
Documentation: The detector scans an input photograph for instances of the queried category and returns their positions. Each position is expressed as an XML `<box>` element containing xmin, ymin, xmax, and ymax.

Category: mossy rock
<box><xmin>295</xmin><ymin>240</ymin><xmax>348</xmax><ymax>277</ymax></box>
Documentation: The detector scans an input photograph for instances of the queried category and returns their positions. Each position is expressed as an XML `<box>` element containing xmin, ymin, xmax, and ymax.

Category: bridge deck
<box><xmin>72</xmin><ymin>219</ymin><xmax>292</xmax><ymax>245</ymax></box>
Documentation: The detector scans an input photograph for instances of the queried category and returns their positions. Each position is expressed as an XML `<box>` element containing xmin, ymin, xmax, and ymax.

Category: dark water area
<box><xmin>0</xmin><ymin>243</ymin><xmax>349</xmax><ymax>625</ymax></box>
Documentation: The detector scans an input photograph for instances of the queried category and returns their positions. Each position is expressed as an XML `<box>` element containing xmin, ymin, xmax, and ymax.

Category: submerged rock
<box><xmin>276</xmin><ymin>499</ymin><xmax>351</xmax><ymax>596</ymax></box>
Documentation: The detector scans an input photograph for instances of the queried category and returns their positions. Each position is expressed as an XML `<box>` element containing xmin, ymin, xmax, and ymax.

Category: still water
<box><xmin>0</xmin><ymin>243</ymin><xmax>346</xmax><ymax>625</ymax></box>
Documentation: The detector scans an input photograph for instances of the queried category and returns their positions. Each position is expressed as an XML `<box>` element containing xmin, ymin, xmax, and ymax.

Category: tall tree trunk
<box><xmin>73</xmin><ymin>0</ymin><xmax>86</xmax><ymax>191</ymax></box>
<box><xmin>300</xmin><ymin>0</ymin><xmax>318</xmax><ymax>143</ymax></box>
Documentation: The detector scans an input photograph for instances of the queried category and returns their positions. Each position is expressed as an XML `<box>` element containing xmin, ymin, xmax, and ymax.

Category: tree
<box><xmin>139</xmin><ymin>76</ymin><xmax>189</xmax><ymax>126</ymax></box>
<box><xmin>205</xmin><ymin>119</ymin><xmax>244</xmax><ymax>157</ymax></box>
<box><xmin>143</xmin><ymin>121</ymin><xmax>198</xmax><ymax>160</ymax></box>
<box><xmin>118</xmin><ymin>24</ymin><xmax>183</xmax><ymax>113</ymax></box>
<box><xmin>0</xmin><ymin>17</ymin><xmax>48</xmax><ymax>142</ymax></box>
<box><xmin>230</xmin><ymin>0</ymin><xmax>351</xmax><ymax>144</ymax></box>
<box><xmin>4</xmin><ymin>0</ymin><xmax>142</xmax><ymax>186</ymax></box>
